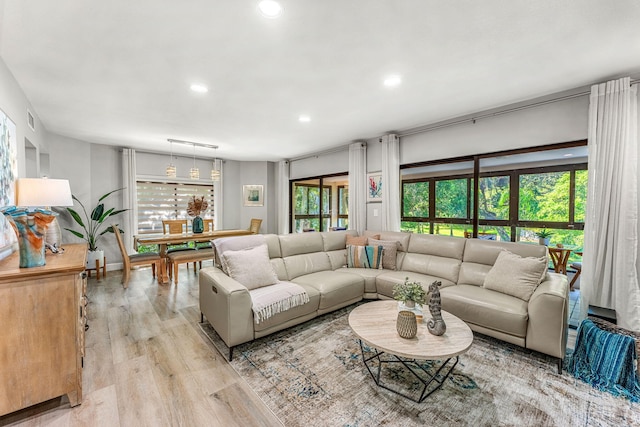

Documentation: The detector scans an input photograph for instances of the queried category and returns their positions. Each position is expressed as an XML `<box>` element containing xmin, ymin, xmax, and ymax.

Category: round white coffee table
<box><xmin>348</xmin><ymin>300</ymin><xmax>473</xmax><ymax>402</ymax></box>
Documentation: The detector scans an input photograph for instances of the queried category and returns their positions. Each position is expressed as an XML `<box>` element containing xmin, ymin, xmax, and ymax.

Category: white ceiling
<box><xmin>1</xmin><ymin>1</ymin><xmax>640</xmax><ymax>161</ymax></box>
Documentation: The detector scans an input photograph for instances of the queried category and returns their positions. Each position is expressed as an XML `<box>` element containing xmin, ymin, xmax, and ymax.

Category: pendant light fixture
<box><xmin>190</xmin><ymin>143</ymin><xmax>199</xmax><ymax>180</ymax></box>
<box><xmin>211</xmin><ymin>146</ymin><xmax>221</xmax><ymax>181</ymax></box>
<box><xmin>166</xmin><ymin>140</ymin><xmax>177</xmax><ymax>177</ymax></box>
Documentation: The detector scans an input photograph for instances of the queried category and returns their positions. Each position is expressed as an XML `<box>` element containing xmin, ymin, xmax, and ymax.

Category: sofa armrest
<box><xmin>526</xmin><ymin>272</ymin><xmax>569</xmax><ymax>359</ymax></box>
<box><xmin>199</xmin><ymin>267</ymin><xmax>254</xmax><ymax>348</ymax></box>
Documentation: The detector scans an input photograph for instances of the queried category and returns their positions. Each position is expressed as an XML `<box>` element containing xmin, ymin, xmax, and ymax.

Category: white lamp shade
<box><xmin>16</xmin><ymin>178</ymin><xmax>73</xmax><ymax>207</ymax></box>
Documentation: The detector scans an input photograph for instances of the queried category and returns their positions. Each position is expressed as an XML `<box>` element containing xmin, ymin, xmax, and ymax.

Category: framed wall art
<box><xmin>243</xmin><ymin>184</ymin><xmax>264</xmax><ymax>207</ymax></box>
<box><xmin>367</xmin><ymin>172</ymin><xmax>382</xmax><ymax>202</ymax></box>
<box><xmin>0</xmin><ymin>107</ymin><xmax>18</xmax><ymax>259</ymax></box>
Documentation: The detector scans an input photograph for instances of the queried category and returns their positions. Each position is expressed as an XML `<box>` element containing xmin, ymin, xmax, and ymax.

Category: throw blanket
<box><xmin>565</xmin><ymin>319</ymin><xmax>640</xmax><ymax>402</ymax></box>
<box><xmin>250</xmin><ymin>281</ymin><xmax>310</xmax><ymax>324</ymax></box>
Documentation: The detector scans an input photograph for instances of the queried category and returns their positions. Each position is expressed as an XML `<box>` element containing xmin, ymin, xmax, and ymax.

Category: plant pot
<box><xmin>404</xmin><ymin>300</ymin><xmax>416</xmax><ymax>309</ymax></box>
<box><xmin>87</xmin><ymin>249</ymin><xmax>104</xmax><ymax>269</ymax></box>
<box><xmin>396</xmin><ymin>310</ymin><xmax>418</xmax><ymax>339</ymax></box>
<box><xmin>192</xmin><ymin>216</ymin><xmax>204</xmax><ymax>234</ymax></box>
<box><xmin>539</xmin><ymin>238</ymin><xmax>550</xmax><ymax>246</ymax></box>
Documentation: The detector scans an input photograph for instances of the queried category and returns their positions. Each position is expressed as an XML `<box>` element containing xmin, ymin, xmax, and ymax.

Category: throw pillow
<box><xmin>346</xmin><ymin>235</ymin><xmax>368</xmax><ymax>246</ymax></box>
<box><xmin>346</xmin><ymin>245</ymin><xmax>383</xmax><ymax>269</ymax></box>
<box><xmin>483</xmin><ymin>250</ymin><xmax>548</xmax><ymax>301</ymax></box>
<box><xmin>222</xmin><ymin>244</ymin><xmax>279</xmax><ymax>290</ymax></box>
<box><xmin>367</xmin><ymin>238</ymin><xmax>398</xmax><ymax>270</ymax></box>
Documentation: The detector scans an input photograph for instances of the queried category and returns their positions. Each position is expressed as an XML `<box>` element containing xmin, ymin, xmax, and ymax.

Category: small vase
<box><xmin>405</xmin><ymin>300</ymin><xmax>416</xmax><ymax>309</ymax></box>
<box><xmin>396</xmin><ymin>310</ymin><xmax>418</xmax><ymax>339</ymax></box>
<box><xmin>192</xmin><ymin>216</ymin><xmax>204</xmax><ymax>234</ymax></box>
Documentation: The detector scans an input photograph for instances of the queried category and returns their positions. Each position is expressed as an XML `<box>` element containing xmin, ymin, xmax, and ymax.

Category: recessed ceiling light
<box><xmin>383</xmin><ymin>75</ymin><xmax>402</xmax><ymax>88</ymax></box>
<box><xmin>258</xmin><ymin>1</ymin><xmax>283</xmax><ymax>18</ymax></box>
<box><xmin>190</xmin><ymin>84</ymin><xmax>208</xmax><ymax>93</ymax></box>
<box><xmin>299</xmin><ymin>115</ymin><xmax>311</xmax><ymax>123</ymax></box>
<box><xmin>563</xmin><ymin>153</ymin><xmax>574</xmax><ymax>157</ymax></box>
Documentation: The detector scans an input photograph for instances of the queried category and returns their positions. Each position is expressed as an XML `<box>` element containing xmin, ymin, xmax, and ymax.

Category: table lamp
<box><xmin>16</xmin><ymin>178</ymin><xmax>73</xmax><ymax>249</ymax></box>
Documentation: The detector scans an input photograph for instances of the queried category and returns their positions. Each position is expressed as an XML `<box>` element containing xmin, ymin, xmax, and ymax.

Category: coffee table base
<box><xmin>358</xmin><ymin>339</ymin><xmax>459</xmax><ymax>403</ymax></box>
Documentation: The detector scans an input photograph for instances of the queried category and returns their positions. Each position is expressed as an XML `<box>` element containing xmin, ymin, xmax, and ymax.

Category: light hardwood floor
<box><xmin>0</xmin><ymin>263</ymin><xmax>283</xmax><ymax>427</ymax></box>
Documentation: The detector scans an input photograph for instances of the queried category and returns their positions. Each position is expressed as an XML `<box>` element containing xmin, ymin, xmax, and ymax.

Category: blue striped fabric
<box><xmin>565</xmin><ymin>319</ymin><xmax>640</xmax><ymax>402</ymax></box>
<box><xmin>346</xmin><ymin>245</ymin><xmax>383</xmax><ymax>269</ymax></box>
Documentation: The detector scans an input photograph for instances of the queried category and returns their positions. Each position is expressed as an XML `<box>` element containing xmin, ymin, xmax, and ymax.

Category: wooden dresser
<box><xmin>0</xmin><ymin>244</ymin><xmax>88</xmax><ymax>416</ymax></box>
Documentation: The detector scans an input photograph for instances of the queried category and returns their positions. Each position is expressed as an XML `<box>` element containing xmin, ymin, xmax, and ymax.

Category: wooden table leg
<box><xmin>157</xmin><ymin>244</ymin><xmax>170</xmax><ymax>284</ymax></box>
<box><xmin>95</xmin><ymin>259</ymin><xmax>100</xmax><ymax>280</ymax></box>
<box><xmin>102</xmin><ymin>256</ymin><xmax>107</xmax><ymax>278</ymax></box>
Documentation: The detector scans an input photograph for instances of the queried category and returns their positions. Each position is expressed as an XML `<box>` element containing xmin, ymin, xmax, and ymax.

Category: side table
<box><xmin>86</xmin><ymin>256</ymin><xmax>107</xmax><ymax>280</ymax></box>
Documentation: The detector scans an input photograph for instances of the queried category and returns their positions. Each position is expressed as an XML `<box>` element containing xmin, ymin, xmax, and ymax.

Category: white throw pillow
<box><xmin>483</xmin><ymin>250</ymin><xmax>547</xmax><ymax>302</ymax></box>
<box><xmin>222</xmin><ymin>244</ymin><xmax>278</xmax><ymax>290</ymax></box>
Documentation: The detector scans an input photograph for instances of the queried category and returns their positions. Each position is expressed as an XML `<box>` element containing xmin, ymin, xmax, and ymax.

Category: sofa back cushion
<box><xmin>397</xmin><ymin>234</ymin><xmax>466</xmax><ymax>283</ymax></box>
<box><xmin>401</xmin><ymin>253</ymin><xmax>462</xmax><ymax>284</ymax></box>
<box><xmin>321</xmin><ymin>230</ymin><xmax>357</xmax><ymax>251</ymax></box>
<box><xmin>279</xmin><ymin>232</ymin><xmax>325</xmax><ymax>257</ymax></box>
<box><xmin>459</xmin><ymin>239</ymin><xmax>548</xmax><ymax>286</ymax></box>
<box><xmin>283</xmin><ymin>252</ymin><xmax>332</xmax><ymax>280</ymax></box>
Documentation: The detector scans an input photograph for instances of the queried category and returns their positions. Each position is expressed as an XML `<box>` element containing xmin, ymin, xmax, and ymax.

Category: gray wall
<box><xmin>0</xmin><ymin>57</ymin><xmax>47</xmax><ymax>182</ymax></box>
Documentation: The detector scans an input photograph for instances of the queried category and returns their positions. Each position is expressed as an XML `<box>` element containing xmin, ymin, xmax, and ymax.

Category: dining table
<box><xmin>134</xmin><ymin>229</ymin><xmax>254</xmax><ymax>284</ymax></box>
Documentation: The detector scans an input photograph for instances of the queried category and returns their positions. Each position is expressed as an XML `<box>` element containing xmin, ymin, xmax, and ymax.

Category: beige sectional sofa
<box><xmin>199</xmin><ymin>230</ymin><xmax>569</xmax><ymax>372</ymax></box>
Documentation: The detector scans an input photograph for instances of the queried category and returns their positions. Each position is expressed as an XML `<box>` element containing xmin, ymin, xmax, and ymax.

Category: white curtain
<box><xmin>121</xmin><ymin>148</ymin><xmax>138</xmax><ymax>254</ymax></box>
<box><xmin>381</xmin><ymin>134</ymin><xmax>401</xmax><ymax>231</ymax></box>
<box><xmin>581</xmin><ymin>77</ymin><xmax>640</xmax><ymax>330</ymax></box>
<box><xmin>275</xmin><ymin>160</ymin><xmax>290</xmax><ymax>234</ymax></box>
<box><xmin>213</xmin><ymin>159</ymin><xmax>223</xmax><ymax>229</ymax></box>
<box><xmin>348</xmin><ymin>142</ymin><xmax>367</xmax><ymax>235</ymax></box>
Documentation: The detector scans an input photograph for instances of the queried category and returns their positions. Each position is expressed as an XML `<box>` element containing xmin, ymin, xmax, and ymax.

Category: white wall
<box><xmin>0</xmin><ymin>57</ymin><xmax>47</xmax><ymax>180</ymax></box>
<box><xmin>290</xmin><ymin>148</ymin><xmax>349</xmax><ymax>180</ymax></box>
<box><xmin>47</xmin><ymin>132</ymin><xmax>123</xmax><ymax>266</ymax></box>
<box><xmin>399</xmin><ymin>95</ymin><xmax>589</xmax><ymax>163</ymax></box>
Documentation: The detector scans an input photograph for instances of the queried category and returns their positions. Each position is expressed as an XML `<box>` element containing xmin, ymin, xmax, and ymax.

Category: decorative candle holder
<box><xmin>396</xmin><ymin>310</ymin><xmax>418</xmax><ymax>339</ymax></box>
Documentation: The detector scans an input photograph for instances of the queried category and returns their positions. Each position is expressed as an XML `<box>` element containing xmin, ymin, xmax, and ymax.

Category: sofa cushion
<box><xmin>408</xmin><ymin>233</ymin><xmax>466</xmax><ymax>260</ymax></box>
<box><xmin>283</xmin><ymin>252</ymin><xmax>332</xmax><ymax>280</ymax></box>
<box><xmin>341</xmin><ymin>267</ymin><xmax>387</xmax><ymax>294</ymax></box>
<box><xmin>223</xmin><ymin>244</ymin><xmax>279</xmax><ymax>290</ymax></box>
<box><xmin>292</xmin><ymin>271</ymin><xmax>364</xmax><ymax>310</ymax></box>
<box><xmin>441</xmin><ymin>284</ymin><xmax>529</xmax><ymax>337</ymax></box>
<box><xmin>401</xmin><ymin>253</ymin><xmax>462</xmax><ymax>284</ymax></box>
<box><xmin>483</xmin><ymin>250</ymin><xmax>547</xmax><ymax>301</ymax></box>
<box><xmin>375</xmin><ymin>270</ymin><xmax>456</xmax><ymax>300</ymax></box>
<box><xmin>346</xmin><ymin>245</ymin><xmax>383</xmax><ymax>269</ymax></box>
<box><xmin>367</xmin><ymin>238</ymin><xmax>398</xmax><ymax>270</ymax></box>
<box><xmin>280</xmin><ymin>232</ymin><xmax>325</xmax><ymax>257</ymax></box>
<box><xmin>321</xmin><ymin>230</ymin><xmax>356</xmax><ymax>251</ymax></box>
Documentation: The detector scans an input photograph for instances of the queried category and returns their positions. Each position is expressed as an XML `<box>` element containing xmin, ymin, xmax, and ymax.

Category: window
<box><xmin>400</xmin><ymin>142</ymin><xmax>588</xmax><ymax>247</ymax></box>
<box><xmin>290</xmin><ymin>174</ymin><xmax>348</xmax><ymax>232</ymax></box>
<box><xmin>136</xmin><ymin>181</ymin><xmax>214</xmax><ymax>233</ymax></box>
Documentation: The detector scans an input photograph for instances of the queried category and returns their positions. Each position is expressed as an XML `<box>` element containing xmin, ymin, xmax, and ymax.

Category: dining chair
<box><xmin>167</xmin><ymin>245</ymin><xmax>215</xmax><ymax>284</ymax></box>
<box><xmin>112</xmin><ymin>224</ymin><xmax>161</xmax><ymax>288</ymax></box>
<box><xmin>249</xmin><ymin>218</ymin><xmax>262</xmax><ymax>234</ymax></box>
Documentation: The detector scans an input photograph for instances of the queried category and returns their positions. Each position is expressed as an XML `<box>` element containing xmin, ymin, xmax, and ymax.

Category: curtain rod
<box><xmin>400</xmin><ymin>78</ymin><xmax>640</xmax><ymax>138</ymax></box>
<box><xmin>290</xmin><ymin>77</ymin><xmax>640</xmax><ymax>160</ymax></box>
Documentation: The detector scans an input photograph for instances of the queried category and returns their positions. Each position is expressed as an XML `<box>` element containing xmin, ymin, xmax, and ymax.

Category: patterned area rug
<box><xmin>200</xmin><ymin>304</ymin><xmax>640</xmax><ymax>426</ymax></box>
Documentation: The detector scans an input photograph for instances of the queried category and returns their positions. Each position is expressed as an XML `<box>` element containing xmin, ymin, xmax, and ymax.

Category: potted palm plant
<box><xmin>65</xmin><ymin>188</ymin><xmax>127</xmax><ymax>268</ymax></box>
<box><xmin>393</xmin><ymin>277</ymin><xmax>426</xmax><ymax>308</ymax></box>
